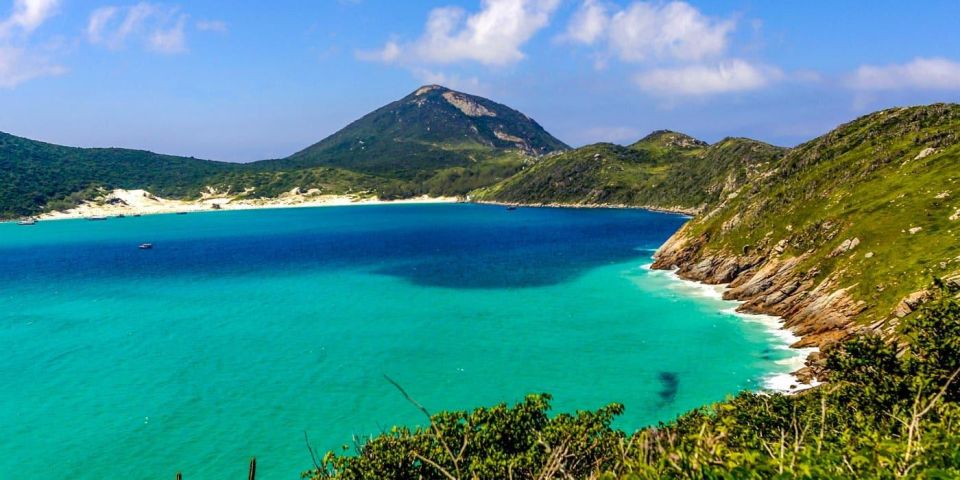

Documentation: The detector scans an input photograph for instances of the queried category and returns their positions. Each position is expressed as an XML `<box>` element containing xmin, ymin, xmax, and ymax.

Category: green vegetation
<box><xmin>472</xmin><ymin>131</ymin><xmax>784</xmax><ymax>212</ymax></box>
<box><xmin>270</xmin><ymin>85</ymin><xmax>567</xmax><ymax>179</ymax></box>
<box><xmin>306</xmin><ymin>292</ymin><xmax>960</xmax><ymax>479</ymax></box>
<box><xmin>676</xmin><ymin>104</ymin><xmax>960</xmax><ymax>327</ymax></box>
<box><xmin>0</xmin><ymin>85</ymin><xmax>565</xmax><ymax>219</ymax></box>
<box><xmin>0</xmin><ymin>131</ymin><xmax>240</xmax><ymax>218</ymax></box>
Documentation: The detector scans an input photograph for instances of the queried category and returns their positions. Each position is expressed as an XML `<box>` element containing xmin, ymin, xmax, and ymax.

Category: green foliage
<box><xmin>308</xmin><ymin>295</ymin><xmax>960</xmax><ymax>479</ymax></box>
<box><xmin>678</xmin><ymin>104</ymin><xmax>960</xmax><ymax>325</ymax></box>
<box><xmin>264</xmin><ymin>85</ymin><xmax>567</xmax><ymax>180</ymax></box>
<box><xmin>0</xmin><ymin>132</ymin><xmax>241</xmax><ymax>218</ymax></box>
<box><xmin>304</xmin><ymin>394</ymin><xmax>626</xmax><ymax>480</ymax></box>
<box><xmin>471</xmin><ymin>134</ymin><xmax>785</xmax><ymax>212</ymax></box>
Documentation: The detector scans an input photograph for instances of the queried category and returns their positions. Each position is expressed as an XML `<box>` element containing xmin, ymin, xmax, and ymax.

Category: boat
<box><xmin>506</xmin><ymin>206</ymin><xmax>517</xmax><ymax>211</ymax></box>
<box><xmin>139</xmin><ymin>243</ymin><xmax>153</xmax><ymax>250</ymax></box>
<box><xmin>17</xmin><ymin>218</ymin><xmax>37</xmax><ymax>225</ymax></box>
<box><xmin>86</xmin><ymin>215</ymin><xmax>108</xmax><ymax>221</ymax></box>
<box><xmin>176</xmin><ymin>212</ymin><xmax>188</xmax><ymax>215</ymax></box>
<box><xmin>116</xmin><ymin>214</ymin><xmax>126</xmax><ymax>218</ymax></box>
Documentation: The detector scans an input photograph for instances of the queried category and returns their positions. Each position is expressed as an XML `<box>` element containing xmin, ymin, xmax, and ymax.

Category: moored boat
<box><xmin>17</xmin><ymin>218</ymin><xmax>37</xmax><ymax>225</ymax></box>
<box><xmin>86</xmin><ymin>215</ymin><xmax>108</xmax><ymax>221</ymax></box>
<box><xmin>139</xmin><ymin>243</ymin><xmax>153</xmax><ymax>250</ymax></box>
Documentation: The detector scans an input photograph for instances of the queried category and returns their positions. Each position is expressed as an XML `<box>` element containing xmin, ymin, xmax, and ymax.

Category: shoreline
<box><xmin>31</xmin><ymin>189</ymin><xmax>461</xmax><ymax>222</ymax></box>
<box><xmin>643</xmin><ymin>262</ymin><xmax>820</xmax><ymax>394</ymax></box>
<box><xmin>472</xmin><ymin>200</ymin><xmax>698</xmax><ymax>217</ymax></box>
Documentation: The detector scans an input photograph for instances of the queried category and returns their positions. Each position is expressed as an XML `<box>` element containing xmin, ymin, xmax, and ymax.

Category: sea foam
<box><xmin>642</xmin><ymin>262</ymin><xmax>819</xmax><ymax>394</ymax></box>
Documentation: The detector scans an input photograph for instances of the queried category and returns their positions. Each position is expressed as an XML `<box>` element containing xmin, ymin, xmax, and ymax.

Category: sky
<box><xmin>1</xmin><ymin>0</ymin><xmax>959</xmax><ymax>162</ymax></box>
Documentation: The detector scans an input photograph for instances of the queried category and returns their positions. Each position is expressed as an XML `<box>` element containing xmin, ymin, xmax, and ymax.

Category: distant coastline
<box><xmin>471</xmin><ymin>200</ymin><xmax>698</xmax><ymax>217</ymax></box>
<box><xmin>13</xmin><ymin>190</ymin><xmax>702</xmax><ymax>223</ymax></box>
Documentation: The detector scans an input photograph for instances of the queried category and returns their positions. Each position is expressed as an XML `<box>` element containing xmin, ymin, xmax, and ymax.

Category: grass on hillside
<box><xmin>684</xmin><ymin>105</ymin><xmax>960</xmax><ymax>325</ymax></box>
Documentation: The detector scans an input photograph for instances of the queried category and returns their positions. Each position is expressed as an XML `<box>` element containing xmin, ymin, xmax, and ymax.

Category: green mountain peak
<box><xmin>631</xmin><ymin>130</ymin><xmax>708</xmax><ymax>151</ymax></box>
<box><xmin>275</xmin><ymin>85</ymin><xmax>569</xmax><ymax>178</ymax></box>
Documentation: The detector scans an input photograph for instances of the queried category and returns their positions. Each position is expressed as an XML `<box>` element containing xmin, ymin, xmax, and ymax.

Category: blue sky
<box><xmin>1</xmin><ymin>0</ymin><xmax>959</xmax><ymax>162</ymax></box>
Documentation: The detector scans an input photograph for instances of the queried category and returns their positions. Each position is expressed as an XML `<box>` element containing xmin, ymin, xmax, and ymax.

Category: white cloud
<box><xmin>848</xmin><ymin>57</ymin><xmax>960</xmax><ymax>91</ymax></box>
<box><xmin>86</xmin><ymin>2</ymin><xmax>190</xmax><ymax>54</ymax></box>
<box><xmin>149</xmin><ymin>14</ymin><xmax>187</xmax><ymax>53</ymax></box>
<box><xmin>634</xmin><ymin>59</ymin><xmax>781</xmax><ymax>96</ymax></box>
<box><xmin>0</xmin><ymin>0</ymin><xmax>60</xmax><ymax>35</ymax></box>
<box><xmin>0</xmin><ymin>44</ymin><xmax>65</xmax><ymax>87</ymax></box>
<box><xmin>560</xmin><ymin>0</ymin><xmax>607</xmax><ymax>44</ymax></box>
<box><xmin>86</xmin><ymin>6</ymin><xmax>118</xmax><ymax>43</ymax></box>
<box><xmin>565</xmin><ymin>0</ymin><xmax>735</xmax><ymax>63</ymax></box>
<box><xmin>196</xmin><ymin>19</ymin><xmax>227</xmax><ymax>33</ymax></box>
<box><xmin>0</xmin><ymin>0</ymin><xmax>64</xmax><ymax>88</ymax></box>
<box><xmin>361</xmin><ymin>0</ymin><xmax>560</xmax><ymax>66</ymax></box>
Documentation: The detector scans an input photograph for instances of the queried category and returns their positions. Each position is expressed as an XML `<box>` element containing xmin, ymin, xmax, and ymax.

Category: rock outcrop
<box><xmin>651</xmin><ymin>227</ymin><xmax>867</xmax><ymax>351</ymax></box>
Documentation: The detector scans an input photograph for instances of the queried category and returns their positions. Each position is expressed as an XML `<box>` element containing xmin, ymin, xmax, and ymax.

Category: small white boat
<box><xmin>17</xmin><ymin>218</ymin><xmax>37</xmax><ymax>226</ymax></box>
<box><xmin>139</xmin><ymin>243</ymin><xmax>154</xmax><ymax>250</ymax></box>
<box><xmin>86</xmin><ymin>215</ymin><xmax>108</xmax><ymax>221</ymax></box>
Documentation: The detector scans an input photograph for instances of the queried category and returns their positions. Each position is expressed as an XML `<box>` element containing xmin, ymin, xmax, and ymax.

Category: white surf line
<box><xmin>641</xmin><ymin>262</ymin><xmax>820</xmax><ymax>394</ymax></box>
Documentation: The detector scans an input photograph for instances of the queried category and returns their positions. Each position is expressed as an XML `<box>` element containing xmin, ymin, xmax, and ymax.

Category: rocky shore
<box><xmin>650</xmin><ymin>225</ymin><xmax>870</xmax><ymax>383</ymax></box>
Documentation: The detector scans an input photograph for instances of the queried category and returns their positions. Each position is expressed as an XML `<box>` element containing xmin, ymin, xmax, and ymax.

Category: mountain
<box><xmin>472</xmin><ymin>130</ymin><xmax>785</xmax><ymax>213</ymax></box>
<box><xmin>653</xmin><ymin>103</ymin><xmax>960</xmax><ymax>349</ymax></box>
<box><xmin>269</xmin><ymin>85</ymin><xmax>569</xmax><ymax>178</ymax></box>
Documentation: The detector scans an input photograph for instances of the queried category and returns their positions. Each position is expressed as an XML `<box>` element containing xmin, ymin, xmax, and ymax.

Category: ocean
<box><xmin>0</xmin><ymin>203</ymin><xmax>801</xmax><ymax>479</ymax></box>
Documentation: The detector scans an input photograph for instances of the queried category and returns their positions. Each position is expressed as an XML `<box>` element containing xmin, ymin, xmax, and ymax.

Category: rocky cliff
<box><xmin>652</xmin><ymin>104</ymin><xmax>960</xmax><ymax>380</ymax></box>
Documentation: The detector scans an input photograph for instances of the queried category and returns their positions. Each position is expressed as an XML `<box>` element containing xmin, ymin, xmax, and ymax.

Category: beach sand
<box><xmin>37</xmin><ymin>188</ymin><xmax>460</xmax><ymax>221</ymax></box>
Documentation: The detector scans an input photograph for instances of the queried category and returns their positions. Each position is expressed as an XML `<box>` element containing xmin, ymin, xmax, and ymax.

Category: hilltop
<box><xmin>273</xmin><ymin>85</ymin><xmax>568</xmax><ymax>178</ymax></box>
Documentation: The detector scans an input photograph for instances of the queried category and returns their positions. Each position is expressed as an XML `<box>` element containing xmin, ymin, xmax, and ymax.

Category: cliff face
<box><xmin>652</xmin><ymin>227</ymin><xmax>867</xmax><ymax>350</ymax></box>
<box><xmin>652</xmin><ymin>104</ymin><xmax>960</xmax><ymax>363</ymax></box>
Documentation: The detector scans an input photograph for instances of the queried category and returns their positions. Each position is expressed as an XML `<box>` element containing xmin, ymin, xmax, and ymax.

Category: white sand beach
<box><xmin>36</xmin><ymin>188</ymin><xmax>460</xmax><ymax>221</ymax></box>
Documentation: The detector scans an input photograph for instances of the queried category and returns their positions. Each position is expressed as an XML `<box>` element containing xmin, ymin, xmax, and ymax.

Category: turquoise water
<box><xmin>0</xmin><ymin>204</ymin><xmax>797</xmax><ymax>479</ymax></box>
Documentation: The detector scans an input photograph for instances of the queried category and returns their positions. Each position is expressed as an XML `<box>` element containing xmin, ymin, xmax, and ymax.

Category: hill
<box><xmin>0</xmin><ymin>132</ymin><xmax>241</xmax><ymax>218</ymax></box>
<box><xmin>265</xmin><ymin>85</ymin><xmax>568</xmax><ymax>179</ymax></box>
<box><xmin>653</xmin><ymin>103</ymin><xmax>960</xmax><ymax>349</ymax></box>
<box><xmin>472</xmin><ymin>130</ymin><xmax>785</xmax><ymax>213</ymax></box>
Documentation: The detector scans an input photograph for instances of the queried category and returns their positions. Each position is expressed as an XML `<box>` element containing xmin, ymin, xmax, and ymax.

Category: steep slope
<box><xmin>653</xmin><ymin>103</ymin><xmax>960</xmax><ymax>350</ymax></box>
<box><xmin>269</xmin><ymin>85</ymin><xmax>569</xmax><ymax>178</ymax></box>
<box><xmin>0</xmin><ymin>132</ymin><xmax>241</xmax><ymax>218</ymax></box>
<box><xmin>472</xmin><ymin>130</ymin><xmax>784</xmax><ymax>213</ymax></box>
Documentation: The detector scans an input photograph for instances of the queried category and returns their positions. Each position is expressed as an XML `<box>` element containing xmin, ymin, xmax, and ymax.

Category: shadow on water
<box><xmin>657</xmin><ymin>372</ymin><xmax>679</xmax><ymax>407</ymax></box>
<box><xmin>0</xmin><ymin>206</ymin><xmax>688</xmax><ymax>290</ymax></box>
